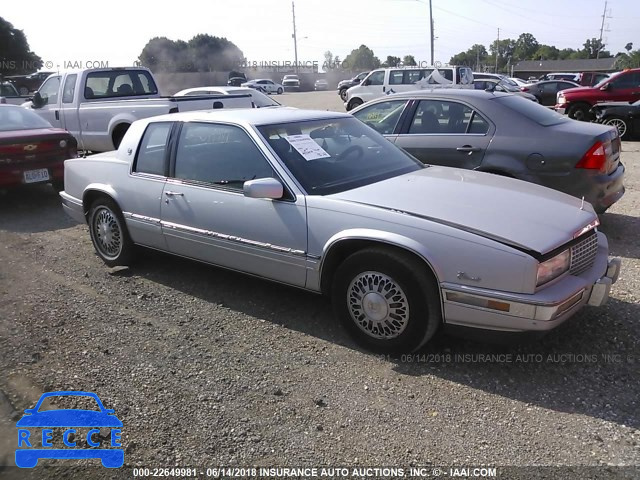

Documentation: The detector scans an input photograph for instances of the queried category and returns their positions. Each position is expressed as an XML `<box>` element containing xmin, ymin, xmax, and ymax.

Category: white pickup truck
<box><xmin>22</xmin><ymin>67</ymin><xmax>254</xmax><ymax>152</ymax></box>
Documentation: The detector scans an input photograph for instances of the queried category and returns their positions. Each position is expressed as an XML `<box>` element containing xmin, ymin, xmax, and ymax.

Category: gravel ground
<box><xmin>0</xmin><ymin>108</ymin><xmax>638</xmax><ymax>478</ymax></box>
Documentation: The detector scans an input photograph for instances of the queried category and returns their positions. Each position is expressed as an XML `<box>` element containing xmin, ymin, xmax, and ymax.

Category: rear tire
<box><xmin>339</xmin><ymin>88</ymin><xmax>348</xmax><ymax>101</ymax></box>
<box><xmin>87</xmin><ymin>198</ymin><xmax>134</xmax><ymax>267</ymax></box>
<box><xmin>332</xmin><ymin>247</ymin><xmax>441</xmax><ymax>353</ymax></box>
<box><xmin>603</xmin><ymin>116</ymin><xmax>629</xmax><ymax>140</ymax></box>
<box><xmin>277</xmin><ymin>87</ymin><xmax>283</xmax><ymax>95</ymax></box>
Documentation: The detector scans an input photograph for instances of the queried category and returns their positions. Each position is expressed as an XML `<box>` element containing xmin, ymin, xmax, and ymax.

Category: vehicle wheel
<box><xmin>51</xmin><ymin>179</ymin><xmax>64</xmax><ymax>193</ymax></box>
<box><xmin>88</xmin><ymin>198</ymin><xmax>134</xmax><ymax>267</ymax></box>
<box><xmin>277</xmin><ymin>87</ymin><xmax>283</xmax><ymax>95</ymax></box>
<box><xmin>332</xmin><ymin>247</ymin><xmax>441</xmax><ymax>353</ymax></box>
<box><xmin>603</xmin><ymin>116</ymin><xmax>629</xmax><ymax>140</ymax></box>
<box><xmin>339</xmin><ymin>88</ymin><xmax>348</xmax><ymax>101</ymax></box>
<box><xmin>346</xmin><ymin>98</ymin><xmax>363</xmax><ymax>111</ymax></box>
<box><xmin>567</xmin><ymin>103</ymin><xmax>591</xmax><ymax>121</ymax></box>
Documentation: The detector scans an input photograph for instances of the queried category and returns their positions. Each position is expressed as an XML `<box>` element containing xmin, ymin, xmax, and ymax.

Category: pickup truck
<box><xmin>22</xmin><ymin>67</ymin><xmax>254</xmax><ymax>152</ymax></box>
<box><xmin>555</xmin><ymin>68</ymin><xmax>640</xmax><ymax>121</ymax></box>
<box><xmin>0</xmin><ymin>82</ymin><xmax>32</xmax><ymax>105</ymax></box>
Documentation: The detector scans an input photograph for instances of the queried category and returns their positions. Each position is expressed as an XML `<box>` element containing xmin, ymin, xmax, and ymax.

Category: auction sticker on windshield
<box><xmin>286</xmin><ymin>134</ymin><xmax>331</xmax><ymax>160</ymax></box>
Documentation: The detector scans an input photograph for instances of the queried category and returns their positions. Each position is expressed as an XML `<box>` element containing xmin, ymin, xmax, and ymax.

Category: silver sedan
<box><xmin>60</xmin><ymin>108</ymin><xmax>620</xmax><ymax>353</ymax></box>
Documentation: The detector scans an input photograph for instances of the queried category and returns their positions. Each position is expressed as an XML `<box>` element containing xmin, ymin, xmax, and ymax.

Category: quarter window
<box><xmin>352</xmin><ymin>100</ymin><xmax>408</xmax><ymax>135</ymax></box>
<box><xmin>389</xmin><ymin>70</ymin><xmax>404</xmax><ymax>85</ymax></box>
<box><xmin>134</xmin><ymin>122</ymin><xmax>172</xmax><ymax>176</ymax></box>
<box><xmin>174</xmin><ymin>123</ymin><xmax>275</xmax><ymax>189</ymax></box>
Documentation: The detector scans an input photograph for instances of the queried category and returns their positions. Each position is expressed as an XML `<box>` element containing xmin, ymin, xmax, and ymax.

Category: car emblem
<box><xmin>23</xmin><ymin>145</ymin><xmax>37</xmax><ymax>151</ymax></box>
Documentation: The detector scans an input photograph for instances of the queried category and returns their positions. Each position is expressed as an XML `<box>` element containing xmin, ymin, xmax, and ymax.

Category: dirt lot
<box><xmin>0</xmin><ymin>98</ymin><xmax>638</xmax><ymax>478</ymax></box>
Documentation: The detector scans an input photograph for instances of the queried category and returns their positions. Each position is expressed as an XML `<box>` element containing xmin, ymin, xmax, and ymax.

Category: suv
<box><xmin>337</xmin><ymin>71</ymin><xmax>369</xmax><ymax>101</ymax></box>
<box><xmin>556</xmin><ymin>68</ymin><xmax>640</xmax><ymax>121</ymax></box>
<box><xmin>282</xmin><ymin>75</ymin><xmax>300</xmax><ymax>91</ymax></box>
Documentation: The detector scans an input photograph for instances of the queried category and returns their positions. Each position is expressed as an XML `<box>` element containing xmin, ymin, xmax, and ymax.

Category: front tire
<box><xmin>567</xmin><ymin>103</ymin><xmax>591</xmax><ymax>121</ymax></box>
<box><xmin>87</xmin><ymin>198</ymin><xmax>134</xmax><ymax>267</ymax></box>
<box><xmin>339</xmin><ymin>88</ymin><xmax>348</xmax><ymax>101</ymax></box>
<box><xmin>346</xmin><ymin>98</ymin><xmax>363</xmax><ymax>111</ymax></box>
<box><xmin>332</xmin><ymin>248</ymin><xmax>441</xmax><ymax>353</ymax></box>
<box><xmin>603</xmin><ymin>116</ymin><xmax>629</xmax><ymax>140</ymax></box>
<box><xmin>277</xmin><ymin>87</ymin><xmax>283</xmax><ymax>95</ymax></box>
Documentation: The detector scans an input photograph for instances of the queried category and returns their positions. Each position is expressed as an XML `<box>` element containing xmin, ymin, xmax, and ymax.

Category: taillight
<box><xmin>520</xmin><ymin>87</ymin><xmax>529</xmax><ymax>92</ymax></box>
<box><xmin>576</xmin><ymin>141</ymin><xmax>607</xmax><ymax>173</ymax></box>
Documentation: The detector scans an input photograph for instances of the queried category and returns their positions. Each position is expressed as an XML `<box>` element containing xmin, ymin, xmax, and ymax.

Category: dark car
<box><xmin>520</xmin><ymin>80</ymin><xmax>580</xmax><ymax>106</ymax></box>
<box><xmin>351</xmin><ymin>89</ymin><xmax>624</xmax><ymax>213</ymax></box>
<box><xmin>227</xmin><ymin>77</ymin><xmax>247</xmax><ymax>87</ymax></box>
<box><xmin>591</xmin><ymin>100</ymin><xmax>640</xmax><ymax>140</ymax></box>
<box><xmin>0</xmin><ymin>104</ymin><xmax>77</xmax><ymax>191</ymax></box>
<box><xmin>337</xmin><ymin>71</ymin><xmax>369</xmax><ymax>101</ymax></box>
<box><xmin>5</xmin><ymin>71</ymin><xmax>54</xmax><ymax>95</ymax></box>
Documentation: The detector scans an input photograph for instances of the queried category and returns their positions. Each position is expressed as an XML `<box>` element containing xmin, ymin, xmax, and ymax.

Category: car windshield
<box><xmin>0</xmin><ymin>106</ymin><xmax>53</xmax><ymax>131</ymax></box>
<box><xmin>257</xmin><ymin>117</ymin><xmax>423</xmax><ymax>195</ymax></box>
<box><xmin>494</xmin><ymin>95</ymin><xmax>568</xmax><ymax>126</ymax></box>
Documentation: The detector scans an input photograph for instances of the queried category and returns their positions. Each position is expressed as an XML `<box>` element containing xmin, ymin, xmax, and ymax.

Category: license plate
<box><xmin>23</xmin><ymin>168</ymin><xmax>50</xmax><ymax>183</ymax></box>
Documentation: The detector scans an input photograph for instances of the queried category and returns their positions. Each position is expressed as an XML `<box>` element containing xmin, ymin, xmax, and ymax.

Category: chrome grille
<box><xmin>570</xmin><ymin>232</ymin><xmax>598</xmax><ymax>275</ymax></box>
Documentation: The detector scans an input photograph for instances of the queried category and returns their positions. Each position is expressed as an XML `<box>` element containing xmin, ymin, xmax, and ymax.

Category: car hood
<box><xmin>330</xmin><ymin>167</ymin><xmax>597</xmax><ymax>255</ymax></box>
<box><xmin>16</xmin><ymin>409</ymin><xmax>123</xmax><ymax>427</ymax></box>
<box><xmin>558</xmin><ymin>86</ymin><xmax>595</xmax><ymax>96</ymax></box>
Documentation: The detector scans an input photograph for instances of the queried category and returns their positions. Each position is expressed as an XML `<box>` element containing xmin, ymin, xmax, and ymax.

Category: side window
<box><xmin>389</xmin><ymin>70</ymin><xmax>403</xmax><ymax>85</ymax></box>
<box><xmin>134</xmin><ymin>122</ymin><xmax>172</xmax><ymax>176</ymax></box>
<box><xmin>405</xmin><ymin>70</ymin><xmax>426</xmax><ymax>84</ymax></box>
<box><xmin>366</xmin><ymin>71</ymin><xmax>385</xmax><ymax>86</ymax></box>
<box><xmin>409</xmin><ymin>100</ymin><xmax>474</xmax><ymax>134</ymax></box>
<box><xmin>611</xmin><ymin>72</ymin><xmax>639</xmax><ymax>89</ymax></box>
<box><xmin>62</xmin><ymin>74</ymin><xmax>77</xmax><ymax>104</ymax></box>
<box><xmin>174</xmin><ymin>123</ymin><xmax>276</xmax><ymax>189</ymax></box>
<box><xmin>469</xmin><ymin>112</ymin><xmax>490</xmax><ymax>134</ymax></box>
<box><xmin>38</xmin><ymin>76</ymin><xmax>61</xmax><ymax>105</ymax></box>
<box><xmin>352</xmin><ymin>100</ymin><xmax>409</xmax><ymax>135</ymax></box>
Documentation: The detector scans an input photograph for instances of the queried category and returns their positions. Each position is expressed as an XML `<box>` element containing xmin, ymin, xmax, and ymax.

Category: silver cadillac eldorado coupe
<box><xmin>60</xmin><ymin>108</ymin><xmax>621</xmax><ymax>353</ymax></box>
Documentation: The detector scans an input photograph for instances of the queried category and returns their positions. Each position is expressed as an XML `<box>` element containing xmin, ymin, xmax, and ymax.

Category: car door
<box><xmin>604</xmin><ymin>71</ymin><xmax>640</xmax><ymax>102</ymax></box>
<box><xmin>33</xmin><ymin>75</ymin><xmax>62</xmax><ymax>127</ymax></box>
<box><xmin>538</xmin><ymin>82</ymin><xmax>560</xmax><ymax>106</ymax></box>
<box><xmin>358</xmin><ymin>70</ymin><xmax>386</xmax><ymax>101</ymax></box>
<box><xmin>160</xmin><ymin>121</ymin><xmax>308</xmax><ymax>287</ymax></box>
<box><xmin>393</xmin><ymin>98</ymin><xmax>493</xmax><ymax>170</ymax></box>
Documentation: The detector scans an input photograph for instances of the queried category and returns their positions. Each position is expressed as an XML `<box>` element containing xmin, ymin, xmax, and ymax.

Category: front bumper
<box><xmin>441</xmin><ymin>233</ymin><xmax>620</xmax><ymax>333</ymax></box>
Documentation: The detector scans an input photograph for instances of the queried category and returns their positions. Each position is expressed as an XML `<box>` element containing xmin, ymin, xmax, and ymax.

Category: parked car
<box><xmin>5</xmin><ymin>71</ymin><xmax>54</xmax><ymax>95</ymax></box>
<box><xmin>22</xmin><ymin>67</ymin><xmax>254</xmax><ymax>152</ymax></box>
<box><xmin>473</xmin><ymin>78</ymin><xmax>538</xmax><ymax>102</ymax></box>
<box><xmin>508</xmin><ymin>77</ymin><xmax>529</xmax><ymax>87</ymax></box>
<box><xmin>61</xmin><ymin>108</ymin><xmax>620</xmax><ymax>353</ymax></box>
<box><xmin>337</xmin><ymin>71</ymin><xmax>369</xmax><ymax>101</ymax></box>
<box><xmin>242</xmin><ymin>79</ymin><xmax>284</xmax><ymax>95</ymax></box>
<box><xmin>227</xmin><ymin>77</ymin><xmax>247</xmax><ymax>87</ymax></box>
<box><xmin>556</xmin><ymin>68</ymin><xmax>640</xmax><ymax>121</ymax></box>
<box><xmin>174</xmin><ymin>86</ymin><xmax>281</xmax><ymax>108</ymax></box>
<box><xmin>314</xmin><ymin>79</ymin><xmax>329</xmax><ymax>91</ymax></box>
<box><xmin>350</xmin><ymin>89</ymin><xmax>624</xmax><ymax>213</ymax></box>
<box><xmin>0</xmin><ymin>82</ymin><xmax>32</xmax><ymax>105</ymax></box>
<box><xmin>590</xmin><ymin>99</ymin><xmax>640</xmax><ymax>140</ymax></box>
<box><xmin>473</xmin><ymin>72</ymin><xmax>518</xmax><ymax>87</ymax></box>
<box><xmin>520</xmin><ymin>80</ymin><xmax>580</xmax><ymax>106</ymax></box>
<box><xmin>282</xmin><ymin>75</ymin><xmax>301</xmax><ymax>91</ymax></box>
<box><xmin>0</xmin><ymin>104</ymin><xmax>77</xmax><ymax>191</ymax></box>
<box><xmin>345</xmin><ymin>66</ymin><xmax>474</xmax><ymax>111</ymax></box>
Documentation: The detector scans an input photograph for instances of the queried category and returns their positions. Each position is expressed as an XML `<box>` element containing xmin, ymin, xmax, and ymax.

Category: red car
<box><xmin>0</xmin><ymin>104</ymin><xmax>77</xmax><ymax>191</ymax></box>
<box><xmin>555</xmin><ymin>68</ymin><xmax>640</xmax><ymax>121</ymax></box>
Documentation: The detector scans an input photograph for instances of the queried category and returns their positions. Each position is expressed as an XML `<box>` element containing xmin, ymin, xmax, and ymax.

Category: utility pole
<box><xmin>597</xmin><ymin>0</ymin><xmax>610</xmax><ymax>59</ymax></box>
<box><xmin>495</xmin><ymin>28</ymin><xmax>499</xmax><ymax>73</ymax></box>
<box><xmin>292</xmin><ymin>1</ymin><xmax>299</xmax><ymax>73</ymax></box>
<box><xmin>429</xmin><ymin>0</ymin><xmax>434</xmax><ymax>65</ymax></box>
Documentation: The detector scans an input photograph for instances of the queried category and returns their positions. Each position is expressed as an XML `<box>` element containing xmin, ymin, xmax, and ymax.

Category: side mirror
<box><xmin>243</xmin><ymin>177</ymin><xmax>283</xmax><ymax>200</ymax></box>
<box><xmin>354</xmin><ymin>78</ymin><xmax>361</xmax><ymax>84</ymax></box>
<box><xmin>600</xmin><ymin>83</ymin><xmax>611</xmax><ymax>91</ymax></box>
<box><xmin>31</xmin><ymin>92</ymin><xmax>44</xmax><ymax>108</ymax></box>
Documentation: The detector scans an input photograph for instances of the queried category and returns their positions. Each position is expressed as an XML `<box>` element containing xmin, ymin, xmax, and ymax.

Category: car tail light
<box><xmin>576</xmin><ymin>141</ymin><xmax>607</xmax><ymax>173</ymax></box>
<box><xmin>520</xmin><ymin>87</ymin><xmax>529</xmax><ymax>92</ymax></box>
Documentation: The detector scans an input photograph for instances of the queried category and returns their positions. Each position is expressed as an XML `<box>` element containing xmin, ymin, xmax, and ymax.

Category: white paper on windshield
<box><xmin>286</xmin><ymin>134</ymin><xmax>331</xmax><ymax>161</ymax></box>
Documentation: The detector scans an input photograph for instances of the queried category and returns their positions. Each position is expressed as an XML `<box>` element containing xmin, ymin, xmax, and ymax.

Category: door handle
<box><xmin>456</xmin><ymin>146</ymin><xmax>481</xmax><ymax>155</ymax></box>
<box><xmin>164</xmin><ymin>191</ymin><xmax>184</xmax><ymax>196</ymax></box>
<box><xmin>55</xmin><ymin>110</ymin><xmax>59</xmax><ymax>120</ymax></box>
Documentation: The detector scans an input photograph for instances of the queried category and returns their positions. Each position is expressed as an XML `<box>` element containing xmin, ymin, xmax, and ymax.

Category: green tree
<box><xmin>533</xmin><ymin>45</ymin><xmax>560</xmax><ymax>60</ymax></box>
<box><xmin>582</xmin><ymin>38</ymin><xmax>610</xmax><ymax>59</ymax></box>
<box><xmin>615</xmin><ymin>49</ymin><xmax>640</xmax><ymax>69</ymax></box>
<box><xmin>402</xmin><ymin>55</ymin><xmax>417</xmax><ymax>66</ymax></box>
<box><xmin>514</xmin><ymin>33</ymin><xmax>539</xmax><ymax>61</ymax></box>
<box><xmin>0</xmin><ymin>17</ymin><xmax>42</xmax><ymax>76</ymax></box>
<box><xmin>383</xmin><ymin>55</ymin><xmax>401</xmax><ymax>67</ymax></box>
<box><xmin>323</xmin><ymin>50</ymin><xmax>334</xmax><ymax>70</ymax></box>
<box><xmin>343</xmin><ymin>45</ymin><xmax>381</xmax><ymax>70</ymax></box>
<box><xmin>449</xmin><ymin>44</ymin><xmax>487</xmax><ymax>68</ymax></box>
<box><xmin>625</xmin><ymin>42</ymin><xmax>633</xmax><ymax>52</ymax></box>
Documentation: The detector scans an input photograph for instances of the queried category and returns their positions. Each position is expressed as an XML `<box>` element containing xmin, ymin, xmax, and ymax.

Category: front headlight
<box><xmin>557</xmin><ymin>94</ymin><xmax>566</xmax><ymax>105</ymax></box>
<box><xmin>537</xmin><ymin>249</ymin><xmax>570</xmax><ymax>286</ymax></box>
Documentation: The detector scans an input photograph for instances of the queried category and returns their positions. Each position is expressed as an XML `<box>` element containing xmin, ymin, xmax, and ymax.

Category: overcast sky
<box><xmin>3</xmin><ymin>0</ymin><xmax>638</xmax><ymax>72</ymax></box>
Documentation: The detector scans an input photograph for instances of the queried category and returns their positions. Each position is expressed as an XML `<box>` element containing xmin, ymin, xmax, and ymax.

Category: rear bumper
<box><xmin>60</xmin><ymin>191</ymin><xmax>86</xmax><ymax>224</ymax></box>
<box><xmin>441</xmin><ymin>232</ymin><xmax>620</xmax><ymax>333</ymax></box>
<box><xmin>0</xmin><ymin>162</ymin><xmax>63</xmax><ymax>188</ymax></box>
